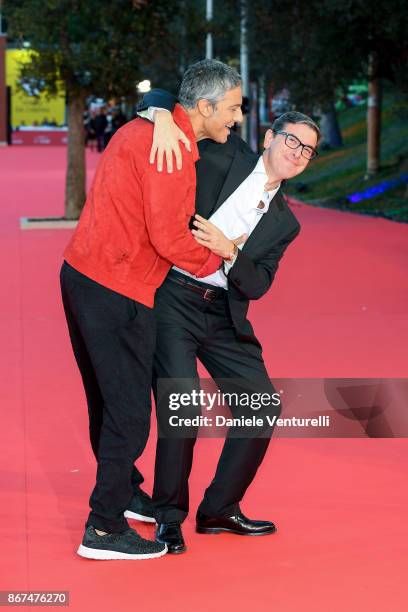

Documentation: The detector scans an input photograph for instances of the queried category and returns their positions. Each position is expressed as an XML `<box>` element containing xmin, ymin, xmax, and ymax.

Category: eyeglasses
<box><xmin>273</xmin><ymin>130</ymin><xmax>318</xmax><ymax>160</ymax></box>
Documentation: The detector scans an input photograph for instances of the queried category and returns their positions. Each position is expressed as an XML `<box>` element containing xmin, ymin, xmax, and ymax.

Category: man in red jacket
<box><xmin>60</xmin><ymin>60</ymin><xmax>243</xmax><ymax>560</ymax></box>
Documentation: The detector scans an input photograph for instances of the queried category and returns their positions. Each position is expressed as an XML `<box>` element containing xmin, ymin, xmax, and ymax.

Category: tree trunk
<box><xmin>0</xmin><ymin>35</ymin><xmax>8</xmax><ymax>145</ymax></box>
<box><xmin>366</xmin><ymin>53</ymin><xmax>382</xmax><ymax>177</ymax></box>
<box><xmin>65</xmin><ymin>95</ymin><xmax>86</xmax><ymax>219</ymax></box>
<box><xmin>320</xmin><ymin>101</ymin><xmax>343</xmax><ymax>148</ymax></box>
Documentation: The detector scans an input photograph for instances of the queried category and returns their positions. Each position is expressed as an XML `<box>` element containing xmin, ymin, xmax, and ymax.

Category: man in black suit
<box><xmin>132</xmin><ymin>61</ymin><xmax>320</xmax><ymax>553</ymax></box>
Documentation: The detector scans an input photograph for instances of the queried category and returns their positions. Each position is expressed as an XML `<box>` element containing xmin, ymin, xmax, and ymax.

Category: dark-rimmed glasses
<box><xmin>273</xmin><ymin>130</ymin><xmax>318</xmax><ymax>160</ymax></box>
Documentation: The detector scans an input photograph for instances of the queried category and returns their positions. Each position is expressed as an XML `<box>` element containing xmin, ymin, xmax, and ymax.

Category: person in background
<box><xmin>91</xmin><ymin>107</ymin><xmax>108</xmax><ymax>152</ymax></box>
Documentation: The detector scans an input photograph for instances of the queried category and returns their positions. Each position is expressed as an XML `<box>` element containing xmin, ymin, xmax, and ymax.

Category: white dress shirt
<box><xmin>174</xmin><ymin>155</ymin><xmax>280</xmax><ymax>289</ymax></box>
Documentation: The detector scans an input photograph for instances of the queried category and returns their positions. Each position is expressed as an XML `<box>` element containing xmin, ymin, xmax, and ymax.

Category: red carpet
<box><xmin>1</xmin><ymin>146</ymin><xmax>407</xmax><ymax>611</ymax></box>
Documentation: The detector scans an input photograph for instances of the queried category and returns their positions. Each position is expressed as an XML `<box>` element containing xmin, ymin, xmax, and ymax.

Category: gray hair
<box><xmin>272</xmin><ymin>111</ymin><xmax>321</xmax><ymax>143</ymax></box>
<box><xmin>179</xmin><ymin>59</ymin><xmax>241</xmax><ymax>109</ymax></box>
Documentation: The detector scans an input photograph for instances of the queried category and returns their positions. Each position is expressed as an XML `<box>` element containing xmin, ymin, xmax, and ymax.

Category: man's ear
<box><xmin>263</xmin><ymin>128</ymin><xmax>274</xmax><ymax>149</ymax></box>
<box><xmin>197</xmin><ymin>98</ymin><xmax>215</xmax><ymax>118</ymax></box>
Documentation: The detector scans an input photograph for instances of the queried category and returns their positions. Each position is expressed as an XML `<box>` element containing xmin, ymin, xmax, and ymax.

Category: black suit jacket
<box><xmin>138</xmin><ymin>91</ymin><xmax>301</xmax><ymax>345</ymax></box>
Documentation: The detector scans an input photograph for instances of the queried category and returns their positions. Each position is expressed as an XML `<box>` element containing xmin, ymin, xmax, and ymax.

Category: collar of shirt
<box><xmin>251</xmin><ymin>156</ymin><xmax>281</xmax><ymax>214</ymax></box>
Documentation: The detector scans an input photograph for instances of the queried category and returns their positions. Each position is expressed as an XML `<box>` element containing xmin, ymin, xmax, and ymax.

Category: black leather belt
<box><xmin>167</xmin><ymin>270</ymin><xmax>225</xmax><ymax>301</ymax></box>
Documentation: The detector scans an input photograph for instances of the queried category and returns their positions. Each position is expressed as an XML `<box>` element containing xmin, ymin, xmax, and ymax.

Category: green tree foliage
<box><xmin>246</xmin><ymin>0</ymin><xmax>408</xmax><ymax>152</ymax></box>
<box><xmin>249</xmin><ymin>0</ymin><xmax>408</xmax><ymax>108</ymax></box>
<box><xmin>137</xmin><ymin>0</ymin><xmax>209</xmax><ymax>93</ymax></box>
<box><xmin>5</xmin><ymin>0</ymin><xmax>179</xmax><ymax>99</ymax></box>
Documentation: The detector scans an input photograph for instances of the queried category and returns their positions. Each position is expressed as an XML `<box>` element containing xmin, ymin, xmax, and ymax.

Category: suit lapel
<box><xmin>212</xmin><ymin>148</ymin><xmax>259</xmax><ymax>214</ymax></box>
<box><xmin>242</xmin><ymin>188</ymin><xmax>285</xmax><ymax>253</ymax></box>
<box><xmin>201</xmin><ymin>141</ymin><xmax>286</xmax><ymax>254</ymax></box>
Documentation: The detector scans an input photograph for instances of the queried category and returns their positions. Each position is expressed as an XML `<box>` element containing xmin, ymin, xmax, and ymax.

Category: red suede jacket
<box><xmin>64</xmin><ymin>104</ymin><xmax>221</xmax><ymax>307</ymax></box>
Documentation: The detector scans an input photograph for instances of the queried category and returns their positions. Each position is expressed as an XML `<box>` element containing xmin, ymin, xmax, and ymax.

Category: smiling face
<box><xmin>199</xmin><ymin>86</ymin><xmax>243</xmax><ymax>143</ymax></box>
<box><xmin>263</xmin><ymin>122</ymin><xmax>318</xmax><ymax>183</ymax></box>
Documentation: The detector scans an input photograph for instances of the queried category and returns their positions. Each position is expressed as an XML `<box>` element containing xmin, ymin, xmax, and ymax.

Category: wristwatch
<box><xmin>223</xmin><ymin>243</ymin><xmax>239</xmax><ymax>263</ymax></box>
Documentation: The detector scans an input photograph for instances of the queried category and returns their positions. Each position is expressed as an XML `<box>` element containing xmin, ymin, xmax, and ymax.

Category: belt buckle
<box><xmin>203</xmin><ymin>288</ymin><xmax>214</xmax><ymax>301</ymax></box>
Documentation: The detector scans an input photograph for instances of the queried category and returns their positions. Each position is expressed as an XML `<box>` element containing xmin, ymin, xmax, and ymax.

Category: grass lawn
<box><xmin>284</xmin><ymin>91</ymin><xmax>408</xmax><ymax>223</ymax></box>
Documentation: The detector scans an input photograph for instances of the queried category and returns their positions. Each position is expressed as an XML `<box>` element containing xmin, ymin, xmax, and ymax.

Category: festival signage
<box><xmin>6</xmin><ymin>49</ymin><xmax>66</xmax><ymax>129</ymax></box>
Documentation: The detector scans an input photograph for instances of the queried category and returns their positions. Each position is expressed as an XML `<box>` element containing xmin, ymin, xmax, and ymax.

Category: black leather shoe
<box><xmin>156</xmin><ymin>522</ymin><xmax>186</xmax><ymax>554</ymax></box>
<box><xmin>196</xmin><ymin>510</ymin><xmax>276</xmax><ymax>536</ymax></box>
<box><xmin>124</xmin><ymin>489</ymin><xmax>156</xmax><ymax>523</ymax></box>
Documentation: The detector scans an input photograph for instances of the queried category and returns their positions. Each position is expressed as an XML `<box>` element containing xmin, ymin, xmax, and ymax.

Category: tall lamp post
<box><xmin>0</xmin><ymin>3</ymin><xmax>8</xmax><ymax>146</ymax></box>
<box><xmin>206</xmin><ymin>0</ymin><xmax>213</xmax><ymax>59</ymax></box>
<box><xmin>240</xmin><ymin>0</ymin><xmax>249</xmax><ymax>143</ymax></box>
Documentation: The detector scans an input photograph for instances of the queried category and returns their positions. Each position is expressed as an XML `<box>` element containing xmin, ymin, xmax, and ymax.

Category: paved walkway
<box><xmin>1</xmin><ymin>146</ymin><xmax>407</xmax><ymax>611</ymax></box>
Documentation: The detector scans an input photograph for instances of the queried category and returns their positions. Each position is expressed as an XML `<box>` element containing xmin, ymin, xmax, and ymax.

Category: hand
<box><xmin>191</xmin><ymin>214</ymin><xmax>247</xmax><ymax>259</ymax></box>
<box><xmin>231</xmin><ymin>235</ymin><xmax>247</xmax><ymax>247</ymax></box>
<box><xmin>150</xmin><ymin>110</ymin><xmax>191</xmax><ymax>173</ymax></box>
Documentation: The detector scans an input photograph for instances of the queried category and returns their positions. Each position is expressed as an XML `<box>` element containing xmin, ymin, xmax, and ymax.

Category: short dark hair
<box><xmin>272</xmin><ymin>111</ymin><xmax>321</xmax><ymax>143</ymax></box>
<box><xmin>179</xmin><ymin>59</ymin><xmax>241</xmax><ymax>109</ymax></box>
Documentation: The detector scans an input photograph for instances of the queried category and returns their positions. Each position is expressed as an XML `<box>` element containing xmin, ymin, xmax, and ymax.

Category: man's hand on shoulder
<box><xmin>149</xmin><ymin>110</ymin><xmax>191</xmax><ymax>173</ymax></box>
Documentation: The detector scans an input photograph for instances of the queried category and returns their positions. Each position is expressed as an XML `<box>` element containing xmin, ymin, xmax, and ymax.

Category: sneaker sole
<box><xmin>124</xmin><ymin>510</ymin><xmax>156</xmax><ymax>523</ymax></box>
<box><xmin>77</xmin><ymin>543</ymin><xmax>167</xmax><ymax>560</ymax></box>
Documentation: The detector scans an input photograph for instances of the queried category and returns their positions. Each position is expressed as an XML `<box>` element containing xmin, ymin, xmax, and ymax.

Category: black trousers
<box><xmin>60</xmin><ymin>262</ymin><xmax>156</xmax><ymax>533</ymax></box>
<box><xmin>152</xmin><ymin>272</ymin><xmax>281</xmax><ymax>524</ymax></box>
